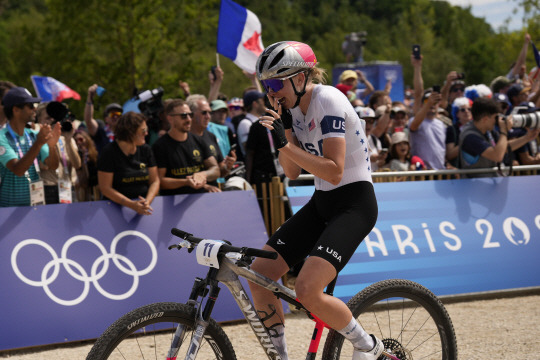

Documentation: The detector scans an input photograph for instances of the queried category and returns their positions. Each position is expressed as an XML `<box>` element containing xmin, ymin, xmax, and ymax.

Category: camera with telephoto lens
<box><xmin>46</xmin><ymin>101</ymin><xmax>74</xmax><ymax>132</ymax></box>
<box><xmin>137</xmin><ymin>87</ymin><xmax>164</xmax><ymax>132</ymax></box>
<box><xmin>509</xmin><ymin>105</ymin><xmax>540</xmax><ymax>129</ymax></box>
<box><xmin>511</xmin><ymin>112</ymin><xmax>540</xmax><ymax>129</ymax></box>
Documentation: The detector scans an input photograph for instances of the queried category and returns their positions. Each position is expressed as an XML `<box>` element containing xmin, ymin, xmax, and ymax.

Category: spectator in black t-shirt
<box><xmin>152</xmin><ymin>99</ymin><xmax>220</xmax><ymax>195</ymax></box>
<box><xmin>187</xmin><ymin>94</ymin><xmax>236</xmax><ymax>181</ymax></box>
<box><xmin>97</xmin><ymin>112</ymin><xmax>159</xmax><ymax>215</ymax></box>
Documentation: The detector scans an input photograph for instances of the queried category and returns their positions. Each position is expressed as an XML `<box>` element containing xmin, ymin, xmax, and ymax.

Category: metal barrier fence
<box><xmin>249</xmin><ymin>165</ymin><xmax>540</xmax><ymax>235</ymax></box>
<box><xmin>284</xmin><ymin>164</ymin><xmax>540</xmax><ymax>186</ymax></box>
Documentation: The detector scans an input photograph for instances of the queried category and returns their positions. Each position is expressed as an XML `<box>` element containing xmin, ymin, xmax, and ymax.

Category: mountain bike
<box><xmin>86</xmin><ymin>228</ymin><xmax>457</xmax><ymax>360</ymax></box>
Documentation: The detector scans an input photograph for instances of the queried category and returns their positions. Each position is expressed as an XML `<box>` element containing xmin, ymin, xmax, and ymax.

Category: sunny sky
<box><xmin>443</xmin><ymin>0</ymin><xmax>527</xmax><ymax>32</ymax></box>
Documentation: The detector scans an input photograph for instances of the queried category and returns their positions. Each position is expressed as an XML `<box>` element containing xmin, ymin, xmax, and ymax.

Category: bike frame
<box><xmin>168</xmin><ymin>254</ymin><xmax>330</xmax><ymax>360</ymax></box>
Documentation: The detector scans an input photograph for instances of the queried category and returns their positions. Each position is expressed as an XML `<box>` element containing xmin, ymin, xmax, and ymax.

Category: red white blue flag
<box><xmin>30</xmin><ymin>75</ymin><xmax>81</xmax><ymax>102</ymax></box>
<box><xmin>217</xmin><ymin>0</ymin><xmax>264</xmax><ymax>74</ymax></box>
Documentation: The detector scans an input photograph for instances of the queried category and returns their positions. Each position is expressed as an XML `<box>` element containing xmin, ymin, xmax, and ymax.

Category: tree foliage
<box><xmin>0</xmin><ymin>0</ymin><xmax>537</xmax><ymax>117</ymax></box>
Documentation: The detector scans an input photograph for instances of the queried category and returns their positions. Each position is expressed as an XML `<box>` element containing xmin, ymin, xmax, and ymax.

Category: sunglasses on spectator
<box><xmin>109</xmin><ymin>111</ymin><xmax>122</xmax><ymax>118</ymax></box>
<box><xmin>261</xmin><ymin>72</ymin><xmax>304</xmax><ymax>93</ymax></box>
<box><xmin>198</xmin><ymin>110</ymin><xmax>211</xmax><ymax>115</ymax></box>
<box><xmin>229</xmin><ymin>106</ymin><xmax>243</xmax><ymax>111</ymax></box>
<box><xmin>451</xmin><ymin>87</ymin><xmax>465</xmax><ymax>93</ymax></box>
<box><xmin>458</xmin><ymin>107</ymin><xmax>471</xmax><ymax>112</ymax></box>
<box><xmin>170</xmin><ymin>112</ymin><xmax>193</xmax><ymax>119</ymax></box>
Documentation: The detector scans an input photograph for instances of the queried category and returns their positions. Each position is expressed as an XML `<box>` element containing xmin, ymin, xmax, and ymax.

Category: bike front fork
<box><xmin>167</xmin><ymin>271</ymin><xmax>221</xmax><ymax>360</ymax></box>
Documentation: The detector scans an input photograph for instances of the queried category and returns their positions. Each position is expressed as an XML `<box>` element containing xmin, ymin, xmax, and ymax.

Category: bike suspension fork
<box><xmin>167</xmin><ymin>268</ymin><xmax>221</xmax><ymax>360</ymax></box>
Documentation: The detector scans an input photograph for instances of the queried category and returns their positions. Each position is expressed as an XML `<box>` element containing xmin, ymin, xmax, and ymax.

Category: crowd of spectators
<box><xmin>1</xmin><ymin>33</ymin><xmax>540</xmax><ymax>212</ymax></box>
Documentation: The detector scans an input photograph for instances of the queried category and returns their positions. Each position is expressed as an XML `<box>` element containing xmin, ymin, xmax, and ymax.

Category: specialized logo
<box><xmin>277</xmin><ymin>239</ymin><xmax>285</xmax><ymax>245</ymax></box>
<box><xmin>11</xmin><ymin>230</ymin><xmax>157</xmax><ymax>306</ymax></box>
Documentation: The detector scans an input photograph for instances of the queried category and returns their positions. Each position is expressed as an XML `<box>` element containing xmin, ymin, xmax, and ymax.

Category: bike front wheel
<box><xmin>86</xmin><ymin>302</ymin><xmax>236</xmax><ymax>360</ymax></box>
<box><xmin>322</xmin><ymin>279</ymin><xmax>457</xmax><ymax>360</ymax></box>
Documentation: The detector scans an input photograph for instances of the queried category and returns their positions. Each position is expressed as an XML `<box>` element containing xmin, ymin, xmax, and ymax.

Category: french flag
<box><xmin>30</xmin><ymin>75</ymin><xmax>81</xmax><ymax>102</ymax></box>
<box><xmin>217</xmin><ymin>0</ymin><xmax>264</xmax><ymax>74</ymax></box>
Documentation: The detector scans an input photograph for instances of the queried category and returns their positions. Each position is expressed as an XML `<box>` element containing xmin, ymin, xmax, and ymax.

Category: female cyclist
<box><xmin>248</xmin><ymin>41</ymin><xmax>383</xmax><ymax>360</ymax></box>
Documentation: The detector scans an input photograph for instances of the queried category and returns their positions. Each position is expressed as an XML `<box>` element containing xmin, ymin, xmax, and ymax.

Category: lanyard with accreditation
<box><xmin>6</xmin><ymin>124</ymin><xmax>45</xmax><ymax>206</ymax></box>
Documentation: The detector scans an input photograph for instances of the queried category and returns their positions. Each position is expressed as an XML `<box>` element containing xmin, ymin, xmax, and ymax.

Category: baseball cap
<box><xmin>243</xmin><ymin>91</ymin><xmax>265</xmax><ymax>108</ymax></box>
<box><xmin>2</xmin><ymin>87</ymin><xmax>41</xmax><ymax>107</ymax></box>
<box><xmin>355</xmin><ymin>106</ymin><xmax>375</xmax><ymax>119</ymax></box>
<box><xmin>507</xmin><ymin>83</ymin><xmax>530</xmax><ymax>100</ymax></box>
<box><xmin>391</xmin><ymin>131</ymin><xmax>408</xmax><ymax>145</ymax></box>
<box><xmin>210</xmin><ymin>99</ymin><xmax>228</xmax><ymax>112</ymax></box>
<box><xmin>339</xmin><ymin>70</ymin><xmax>358</xmax><ymax>82</ymax></box>
<box><xmin>391</xmin><ymin>106</ymin><xmax>406</xmax><ymax>114</ymax></box>
<box><xmin>103</xmin><ymin>103</ymin><xmax>123</xmax><ymax>118</ymax></box>
<box><xmin>228</xmin><ymin>97</ymin><xmax>244</xmax><ymax>108</ymax></box>
<box><xmin>493</xmin><ymin>93</ymin><xmax>510</xmax><ymax>104</ymax></box>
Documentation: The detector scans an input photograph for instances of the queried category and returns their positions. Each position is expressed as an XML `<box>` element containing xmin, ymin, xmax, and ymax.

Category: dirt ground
<box><xmin>1</xmin><ymin>294</ymin><xmax>539</xmax><ymax>359</ymax></box>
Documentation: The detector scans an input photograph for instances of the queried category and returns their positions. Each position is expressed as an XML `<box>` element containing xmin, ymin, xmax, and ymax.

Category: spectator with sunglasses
<box><xmin>152</xmin><ymin>99</ymin><xmax>220</xmax><ymax>195</ymax></box>
<box><xmin>84</xmin><ymin>84</ymin><xmax>123</xmax><ymax>154</ymax></box>
<box><xmin>0</xmin><ymin>87</ymin><xmax>61</xmax><ymax>207</ymax></box>
<box><xmin>441</xmin><ymin>74</ymin><xmax>465</xmax><ymax>114</ymax></box>
<box><xmin>188</xmin><ymin>94</ymin><xmax>236</xmax><ymax>183</ymax></box>
<box><xmin>446</xmin><ymin>97</ymin><xmax>473</xmax><ymax>167</ymax></box>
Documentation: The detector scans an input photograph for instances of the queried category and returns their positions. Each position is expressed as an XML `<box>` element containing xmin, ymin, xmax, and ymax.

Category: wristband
<box><xmin>500</xmin><ymin>132</ymin><xmax>507</xmax><ymax>137</ymax></box>
<box><xmin>86</xmin><ymin>101</ymin><xmax>93</xmax><ymax>105</ymax></box>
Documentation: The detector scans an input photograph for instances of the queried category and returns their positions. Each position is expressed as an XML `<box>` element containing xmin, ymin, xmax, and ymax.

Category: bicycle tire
<box><xmin>86</xmin><ymin>302</ymin><xmax>236</xmax><ymax>360</ymax></box>
<box><xmin>322</xmin><ymin>279</ymin><xmax>457</xmax><ymax>360</ymax></box>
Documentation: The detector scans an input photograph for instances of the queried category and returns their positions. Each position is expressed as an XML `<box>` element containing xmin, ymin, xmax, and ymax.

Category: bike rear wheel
<box><xmin>322</xmin><ymin>279</ymin><xmax>457</xmax><ymax>360</ymax></box>
<box><xmin>86</xmin><ymin>302</ymin><xmax>236</xmax><ymax>360</ymax></box>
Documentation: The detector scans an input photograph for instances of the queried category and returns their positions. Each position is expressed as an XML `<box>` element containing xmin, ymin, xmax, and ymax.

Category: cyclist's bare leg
<box><xmin>295</xmin><ymin>256</ymin><xmax>375</xmax><ymax>352</ymax></box>
<box><xmin>248</xmin><ymin>245</ymin><xmax>291</xmax><ymax>357</ymax></box>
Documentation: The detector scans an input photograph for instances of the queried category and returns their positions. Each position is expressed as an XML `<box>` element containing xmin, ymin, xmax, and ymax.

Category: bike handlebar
<box><xmin>170</xmin><ymin>228</ymin><xmax>278</xmax><ymax>260</ymax></box>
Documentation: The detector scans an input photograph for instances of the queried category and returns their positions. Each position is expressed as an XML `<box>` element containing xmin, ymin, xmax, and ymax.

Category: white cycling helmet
<box><xmin>256</xmin><ymin>41</ymin><xmax>317</xmax><ymax>81</ymax></box>
<box><xmin>256</xmin><ymin>41</ymin><xmax>317</xmax><ymax>108</ymax></box>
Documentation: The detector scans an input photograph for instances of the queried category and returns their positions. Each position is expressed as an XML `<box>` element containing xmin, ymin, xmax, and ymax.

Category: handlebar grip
<box><xmin>244</xmin><ymin>248</ymin><xmax>278</xmax><ymax>260</ymax></box>
<box><xmin>171</xmin><ymin>228</ymin><xmax>205</xmax><ymax>244</ymax></box>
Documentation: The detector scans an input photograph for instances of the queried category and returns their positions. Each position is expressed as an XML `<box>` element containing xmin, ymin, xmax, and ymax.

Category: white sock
<box><xmin>267</xmin><ymin>323</ymin><xmax>288</xmax><ymax>360</ymax></box>
<box><xmin>337</xmin><ymin>317</ymin><xmax>374</xmax><ymax>351</ymax></box>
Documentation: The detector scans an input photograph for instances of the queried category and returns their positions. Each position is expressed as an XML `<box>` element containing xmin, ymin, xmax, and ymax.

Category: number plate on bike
<box><xmin>196</xmin><ymin>240</ymin><xmax>224</xmax><ymax>268</ymax></box>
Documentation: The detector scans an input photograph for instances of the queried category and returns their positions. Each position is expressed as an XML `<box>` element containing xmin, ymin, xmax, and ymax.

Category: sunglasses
<box><xmin>458</xmin><ymin>107</ymin><xmax>471</xmax><ymax>112</ymax></box>
<box><xmin>198</xmin><ymin>110</ymin><xmax>211</xmax><ymax>116</ymax></box>
<box><xmin>109</xmin><ymin>111</ymin><xmax>122</xmax><ymax>118</ymax></box>
<box><xmin>451</xmin><ymin>87</ymin><xmax>465</xmax><ymax>93</ymax></box>
<box><xmin>261</xmin><ymin>72</ymin><xmax>303</xmax><ymax>93</ymax></box>
<box><xmin>229</xmin><ymin>106</ymin><xmax>243</xmax><ymax>111</ymax></box>
<box><xmin>170</xmin><ymin>112</ymin><xmax>193</xmax><ymax>119</ymax></box>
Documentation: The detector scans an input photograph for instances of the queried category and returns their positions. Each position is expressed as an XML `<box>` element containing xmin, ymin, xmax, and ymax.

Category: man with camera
<box><xmin>458</xmin><ymin>97</ymin><xmax>539</xmax><ymax>178</ymax></box>
<box><xmin>0</xmin><ymin>87</ymin><xmax>60</xmax><ymax>207</ymax></box>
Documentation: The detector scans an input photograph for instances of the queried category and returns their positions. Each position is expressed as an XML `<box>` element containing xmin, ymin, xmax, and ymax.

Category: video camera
<box><xmin>46</xmin><ymin>101</ymin><xmax>75</xmax><ymax>132</ymax></box>
<box><xmin>137</xmin><ymin>87</ymin><xmax>164</xmax><ymax>132</ymax></box>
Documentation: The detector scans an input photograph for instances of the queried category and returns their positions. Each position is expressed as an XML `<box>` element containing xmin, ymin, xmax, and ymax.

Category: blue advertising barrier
<box><xmin>287</xmin><ymin>176</ymin><xmax>540</xmax><ymax>300</ymax></box>
<box><xmin>0</xmin><ymin>191</ymin><xmax>268</xmax><ymax>351</ymax></box>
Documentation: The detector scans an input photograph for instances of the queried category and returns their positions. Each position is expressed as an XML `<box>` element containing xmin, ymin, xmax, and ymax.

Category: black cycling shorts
<box><xmin>267</xmin><ymin>181</ymin><xmax>377</xmax><ymax>273</ymax></box>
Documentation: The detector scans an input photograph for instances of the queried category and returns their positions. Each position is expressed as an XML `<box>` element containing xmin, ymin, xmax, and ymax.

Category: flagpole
<box><xmin>216</xmin><ymin>53</ymin><xmax>220</xmax><ymax>68</ymax></box>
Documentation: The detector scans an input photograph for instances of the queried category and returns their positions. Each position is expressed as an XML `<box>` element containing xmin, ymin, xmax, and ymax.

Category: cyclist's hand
<box><xmin>260</xmin><ymin>105</ymin><xmax>288</xmax><ymax>149</ymax></box>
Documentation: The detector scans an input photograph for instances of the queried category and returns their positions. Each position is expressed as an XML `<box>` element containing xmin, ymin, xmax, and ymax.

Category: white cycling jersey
<box><xmin>289</xmin><ymin>84</ymin><xmax>373</xmax><ymax>191</ymax></box>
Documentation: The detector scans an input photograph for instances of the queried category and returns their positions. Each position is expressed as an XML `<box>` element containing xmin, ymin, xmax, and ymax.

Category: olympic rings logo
<box><xmin>11</xmin><ymin>230</ymin><xmax>157</xmax><ymax>306</ymax></box>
